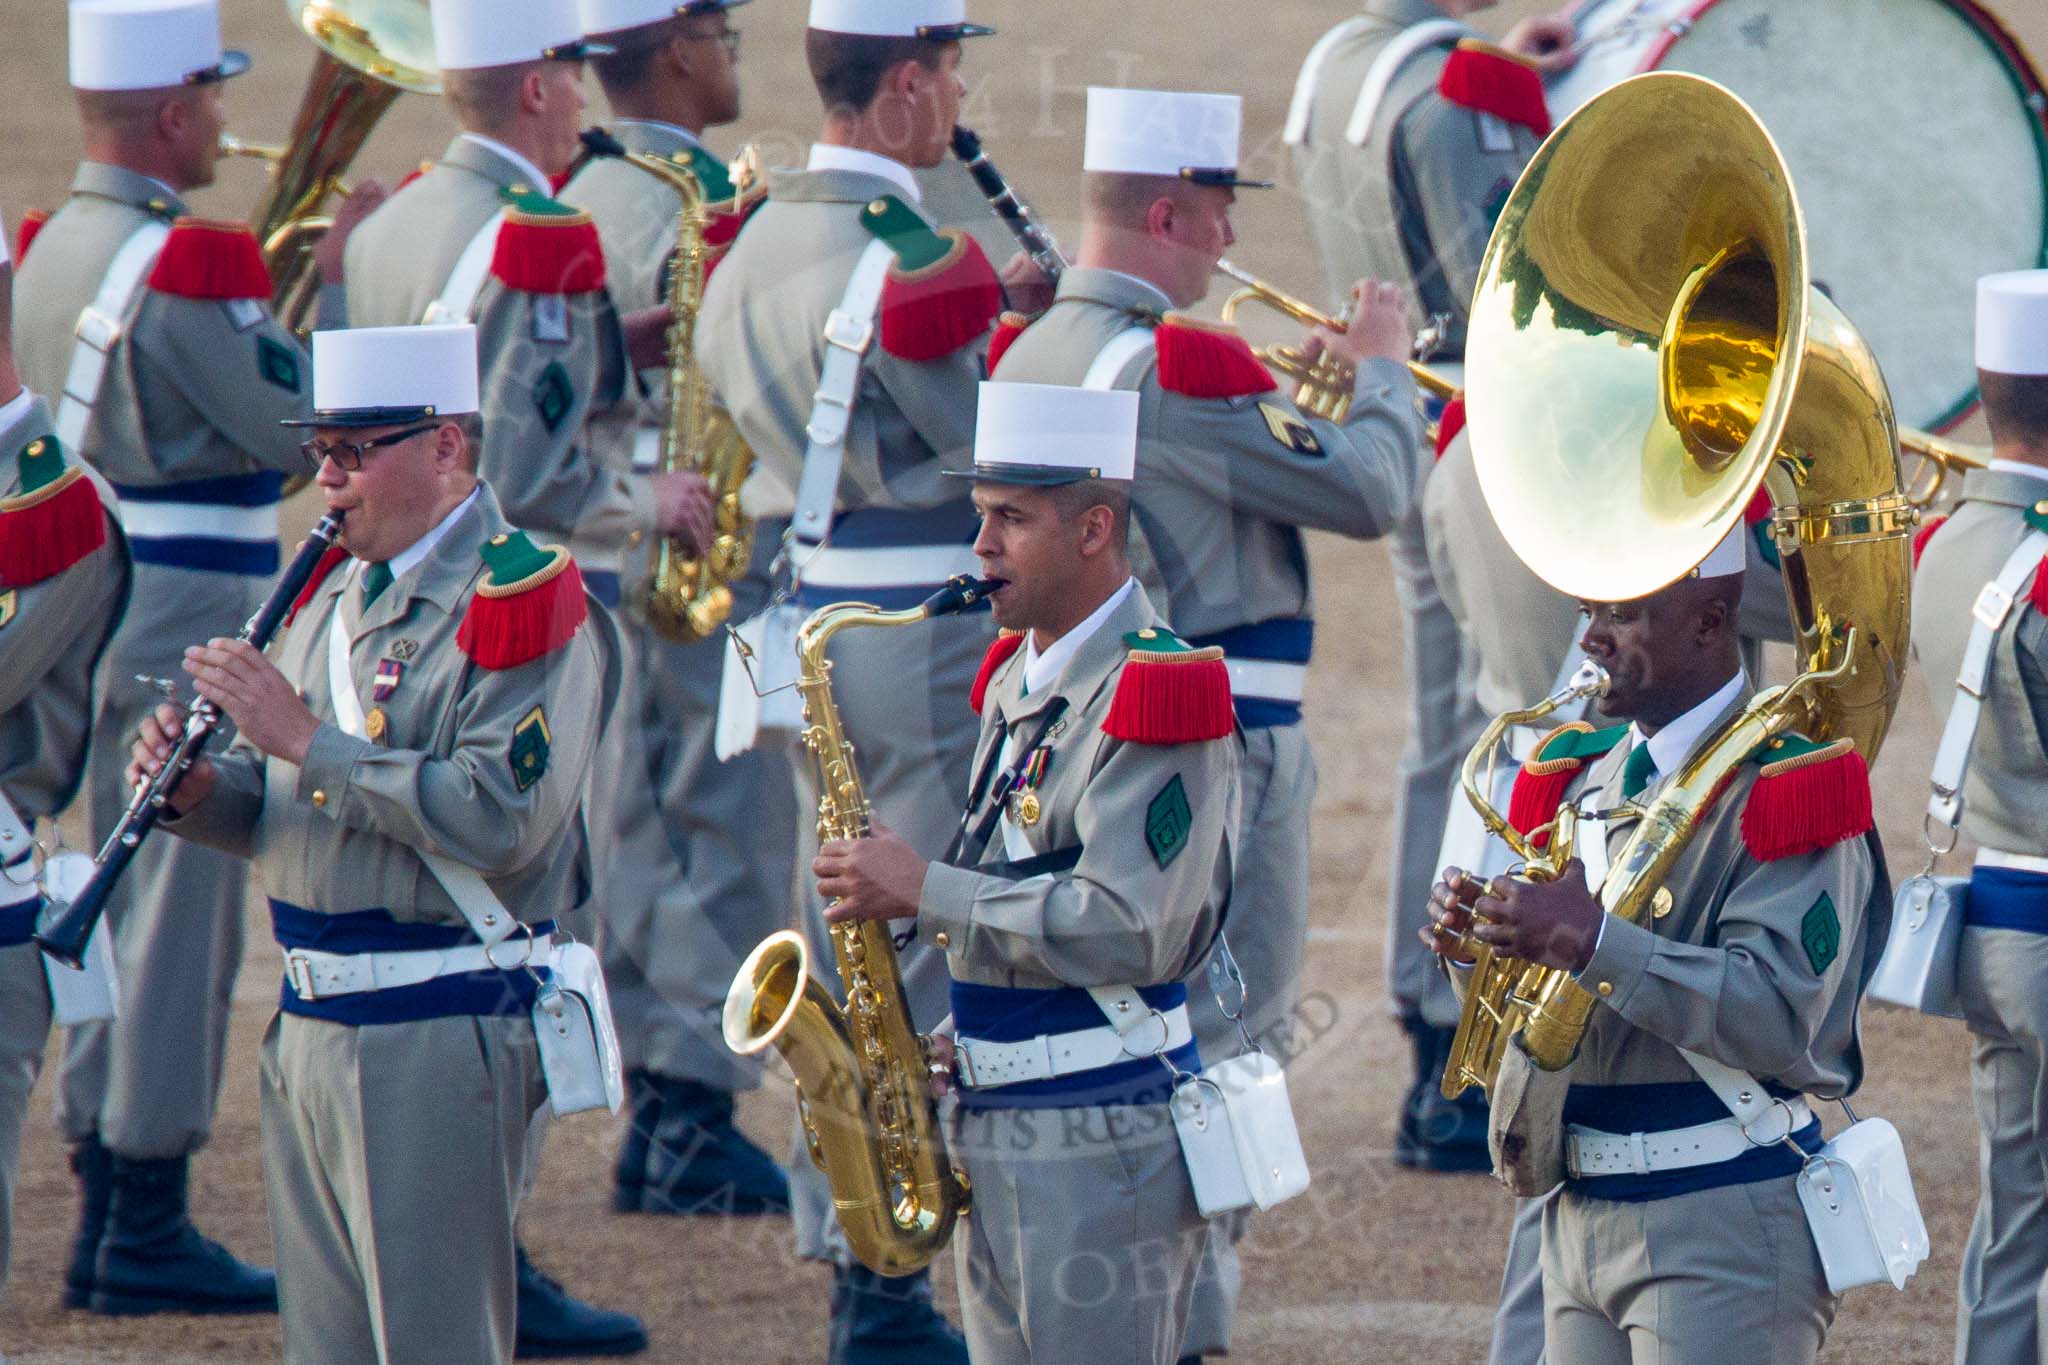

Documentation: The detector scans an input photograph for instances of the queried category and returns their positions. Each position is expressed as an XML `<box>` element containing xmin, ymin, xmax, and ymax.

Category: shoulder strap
<box><xmin>1345</xmin><ymin>19</ymin><xmax>1472</xmax><ymax>147</ymax></box>
<box><xmin>1679</xmin><ymin>1047</ymin><xmax>1798</xmax><ymax>1137</ymax></box>
<box><xmin>1928</xmin><ymin>527</ymin><xmax>2048</xmax><ymax>834</ymax></box>
<box><xmin>323</xmin><ymin>590</ymin><xmax>519</xmax><ymax>949</ymax></box>
<box><xmin>56</xmin><ymin>219</ymin><xmax>173</xmax><ymax>449</ymax></box>
<box><xmin>1285</xmin><ymin>16</ymin><xmax>1376</xmax><ymax>147</ymax></box>
<box><xmin>1083</xmin><ymin>325</ymin><xmax>1157</xmax><ymax>391</ymax></box>
<box><xmin>788</xmin><ymin>236</ymin><xmax>897</xmax><ymax>555</ymax></box>
<box><xmin>423</xmin><ymin>212</ymin><xmax>505</xmax><ymax>324</ymax></box>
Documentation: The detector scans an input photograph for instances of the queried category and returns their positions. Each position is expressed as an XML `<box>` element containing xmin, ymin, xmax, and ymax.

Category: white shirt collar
<box><xmin>1021</xmin><ymin>578</ymin><xmax>1138</xmax><ymax>696</ymax></box>
<box><xmin>0</xmin><ymin>389</ymin><xmax>35</xmax><ymax>439</ymax></box>
<box><xmin>363</xmin><ymin>486</ymin><xmax>481</xmax><ymax>586</ymax></box>
<box><xmin>611</xmin><ymin>118</ymin><xmax>703</xmax><ymax>149</ymax></box>
<box><xmin>1989</xmin><ymin>458</ymin><xmax>2048</xmax><ymax>484</ymax></box>
<box><xmin>1626</xmin><ymin>671</ymin><xmax>1746</xmax><ymax>786</ymax></box>
<box><xmin>1095</xmin><ymin>267</ymin><xmax>1174</xmax><ymax>309</ymax></box>
<box><xmin>806</xmin><ymin>144</ymin><xmax>921</xmax><ymax>203</ymax></box>
<box><xmin>460</xmin><ymin>133</ymin><xmax>553</xmax><ymax>195</ymax></box>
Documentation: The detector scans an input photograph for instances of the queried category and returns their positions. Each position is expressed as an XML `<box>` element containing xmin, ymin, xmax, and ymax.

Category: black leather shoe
<box><xmin>610</xmin><ymin>1070</ymin><xmax>662</xmax><ymax>1213</ymax></box>
<box><xmin>90</xmin><ymin>1154</ymin><xmax>277</xmax><ymax>1315</ymax></box>
<box><xmin>516</xmin><ymin>1245</ymin><xmax>648</xmax><ymax>1358</ymax></box>
<box><xmin>62</xmin><ymin>1136</ymin><xmax>111</xmax><ymax>1309</ymax></box>
<box><xmin>639</xmin><ymin>1076</ymin><xmax>789</xmax><ymax>1216</ymax></box>
<box><xmin>827</xmin><ymin>1264</ymin><xmax>969</xmax><ymax>1365</ymax></box>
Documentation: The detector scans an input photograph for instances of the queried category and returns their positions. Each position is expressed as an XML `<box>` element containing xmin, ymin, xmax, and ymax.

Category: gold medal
<box><xmin>365</xmin><ymin>707</ymin><xmax>387</xmax><ymax>742</ymax></box>
<box><xmin>1015</xmin><ymin>791</ymin><xmax>1041</xmax><ymax>827</ymax></box>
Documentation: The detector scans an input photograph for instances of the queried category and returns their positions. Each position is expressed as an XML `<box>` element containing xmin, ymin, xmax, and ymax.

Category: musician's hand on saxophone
<box><xmin>183</xmin><ymin>637</ymin><xmax>323</xmax><ymax>766</ymax></box>
<box><xmin>1304</xmin><ymin>277</ymin><xmax>1412</xmax><ymax>373</ymax></box>
<box><xmin>310</xmin><ymin>179</ymin><xmax>392</xmax><ymax>287</ymax></box>
<box><xmin>620</xmin><ymin>303</ymin><xmax>676</xmax><ymax>372</ymax></box>
<box><xmin>997</xmin><ymin>249</ymin><xmax>1055</xmax><ymax>316</ymax></box>
<box><xmin>1423</xmin><ymin>866</ymin><xmax>1485</xmax><ymax>964</ymax></box>
<box><xmin>815</xmin><ymin>819</ymin><xmax>927</xmax><ymax>924</ymax></box>
<box><xmin>1467</xmin><ymin>861</ymin><xmax>1603</xmax><ymax>974</ymax></box>
<box><xmin>127</xmin><ymin>703</ymin><xmax>217</xmax><ymax>817</ymax></box>
<box><xmin>652</xmin><ymin>469</ymin><xmax>716</xmax><ymax>554</ymax></box>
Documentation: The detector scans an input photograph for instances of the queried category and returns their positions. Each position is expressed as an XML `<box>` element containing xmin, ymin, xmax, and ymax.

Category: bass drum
<box><xmin>1550</xmin><ymin>0</ymin><xmax>2048</xmax><ymax>430</ymax></box>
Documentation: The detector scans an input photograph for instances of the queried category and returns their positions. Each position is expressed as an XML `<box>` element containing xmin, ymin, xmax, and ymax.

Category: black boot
<box><xmin>516</xmin><ymin>1244</ymin><xmax>647</xmax><ymax>1358</ymax></box>
<box><xmin>639</xmin><ymin>1076</ymin><xmax>789</xmax><ymax>1216</ymax></box>
<box><xmin>1398</xmin><ymin>1024</ymin><xmax>1492</xmax><ymax>1175</ymax></box>
<box><xmin>1392</xmin><ymin>1014</ymin><xmax>1433</xmax><ymax>1168</ymax></box>
<box><xmin>827</xmin><ymin>1264</ymin><xmax>969</xmax><ymax>1365</ymax></box>
<box><xmin>610</xmin><ymin>1070</ymin><xmax>662</xmax><ymax>1213</ymax></box>
<box><xmin>90</xmin><ymin>1154</ymin><xmax>277</xmax><ymax>1315</ymax></box>
<box><xmin>62</xmin><ymin>1136</ymin><xmax>112</xmax><ymax>1309</ymax></box>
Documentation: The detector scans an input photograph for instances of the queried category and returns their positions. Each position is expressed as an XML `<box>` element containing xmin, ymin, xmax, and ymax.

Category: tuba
<box><xmin>1440</xmin><ymin>72</ymin><xmax>1913</xmax><ymax>1099</ymax></box>
<box><xmin>722</xmin><ymin>576</ymin><xmax>997</xmax><ymax>1275</ymax></box>
<box><xmin>576</xmin><ymin>130</ymin><xmax>759</xmax><ymax>644</ymax></box>
<box><xmin>220</xmin><ymin>0</ymin><xmax>438</xmax><ymax>335</ymax></box>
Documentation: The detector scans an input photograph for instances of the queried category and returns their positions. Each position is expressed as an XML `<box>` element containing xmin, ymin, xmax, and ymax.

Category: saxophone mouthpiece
<box><xmin>922</xmin><ymin>575</ymin><xmax>1004</xmax><ymax>617</ymax></box>
<box><xmin>1566</xmin><ymin>660</ymin><xmax>1612</xmax><ymax>698</ymax></box>
<box><xmin>578</xmin><ymin>127</ymin><xmax>627</xmax><ymax>160</ymax></box>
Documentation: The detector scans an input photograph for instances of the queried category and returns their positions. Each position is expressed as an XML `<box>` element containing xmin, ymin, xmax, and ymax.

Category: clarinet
<box><xmin>35</xmin><ymin>512</ymin><xmax>346</xmax><ymax>969</ymax></box>
<box><xmin>950</xmin><ymin>125</ymin><xmax>1068</xmax><ymax>284</ymax></box>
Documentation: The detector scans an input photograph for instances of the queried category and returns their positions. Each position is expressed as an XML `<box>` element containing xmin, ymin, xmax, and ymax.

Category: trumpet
<box><xmin>1898</xmin><ymin>427</ymin><xmax>1989</xmax><ymax>510</ymax></box>
<box><xmin>1213</xmin><ymin>260</ymin><xmax>1460</xmax><ymax>426</ymax></box>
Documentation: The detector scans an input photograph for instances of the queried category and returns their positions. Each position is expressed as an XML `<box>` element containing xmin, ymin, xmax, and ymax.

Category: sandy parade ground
<box><xmin>3</xmin><ymin>0</ymin><xmax>2047</xmax><ymax>1359</ymax></box>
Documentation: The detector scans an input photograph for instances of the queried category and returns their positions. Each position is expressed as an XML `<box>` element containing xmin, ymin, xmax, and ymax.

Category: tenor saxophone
<box><xmin>722</xmin><ymin>576</ymin><xmax>998</xmax><ymax>1275</ymax></box>
<box><xmin>579</xmin><ymin>130</ymin><xmax>757</xmax><ymax>642</ymax></box>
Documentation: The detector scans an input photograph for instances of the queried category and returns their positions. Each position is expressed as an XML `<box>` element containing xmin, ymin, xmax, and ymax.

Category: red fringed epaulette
<box><xmin>457</xmin><ymin>531</ymin><xmax>589</xmax><ymax>670</ymax></box>
<box><xmin>1507</xmin><ymin>721</ymin><xmax>1627</xmax><ymax>847</ymax></box>
<box><xmin>699</xmin><ymin>192</ymin><xmax>766</xmax><ymax>286</ymax></box>
<box><xmin>490</xmin><ymin>208</ymin><xmax>607</xmax><ymax>295</ymax></box>
<box><xmin>2027</xmin><ymin>501</ymin><xmax>2048</xmax><ymax>615</ymax></box>
<box><xmin>879</xmin><ymin>230</ymin><xmax>1003</xmax><ymax>362</ymax></box>
<box><xmin>145</xmin><ymin>218</ymin><xmax>271</xmax><ymax>300</ymax></box>
<box><xmin>1433</xmin><ymin>394</ymin><xmax>1467</xmax><ymax>460</ymax></box>
<box><xmin>1911</xmin><ymin>514</ymin><xmax>1947</xmax><ymax>569</ymax></box>
<box><xmin>15</xmin><ymin>209</ymin><xmax>49</xmax><ymax>263</ymax></box>
<box><xmin>1739</xmin><ymin>735</ymin><xmax>1874</xmax><ymax>861</ymax></box>
<box><xmin>1155</xmin><ymin>315</ymin><xmax>1277</xmax><ymax>399</ymax></box>
<box><xmin>0</xmin><ymin>435</ymin><xmax>108</xmax><ymax>587</ymax></box>
<box><xmin>284</xmin><ymin>545</ymin><xmax>351</xmax><ymax>627</ymax></box>
<box><xmin>1101</xmin><ymin>628</ymin><xmax>1235</xmax><ymax>744</ymax></box>
<box><xmin>987</xmin><ymin>310</ymin><xmax>1033</xmax><ymax>374</ymax></box>
<box><xmin>1437</xmin><ymin>39</ymin><xmax>1551</xmax><ymax>136</ymax></box>
<box><xmin>971</xmin><ymin>630</ymin><xmax>1026</xmax><ymax>714</ymax></box>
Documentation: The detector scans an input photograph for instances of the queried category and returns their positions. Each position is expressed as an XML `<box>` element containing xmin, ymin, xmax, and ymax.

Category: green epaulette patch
<box><xmin>2025</xmin><ymin>497</ymin><xmax>2048</xmax><ymax>535</ymax></box>
<box><xmin>1801</xmin><ymin>892</ymin><xmax>1840</xmax><ymax>974</ymax></box>
<box><xmin>686</xmin><ymin>145</ymin><xmax>737</xmax><ymax>203</ymax></box>
<box><xmin>16</xmin><ymin>434</ymin><xmax>67</xmax><ymax>494</ymax></box>
<box><xmin>1146</xmin><ymin>774</ymin><xmax>1193</xmax><ymax>869</ymax></box>
<box><xmin>1534</xmin><ymin>722</ymin><xmax>1627</xmax><ymax>764</ymax></box>
<box><xmin>1749</xmin><ymin>731</ymin><xmax>1832</xmax><ymax>766</ymax></box>
<box><xmin>1123</xmin><ymin>627</ymin><xmax>1193</xmax><ymax>654</ymax></box>
<box><xmin>532</xmin><ymin>360</ymin><xmax>574</xmax><ymax>433</ymax></box>
<box><xmin>480</xmin><ymin>530</ymin><xmax>557</xmax><ymax>587</ymax></box>
<box><xmin>257</xmin><ymin>335</ymin><xmax>301</xmax><ymax>393</ymax></box>
<box><xmin>498</xmin><ymin>185</ymin><xmax>579</xmax><ymax>217</ymax></box>
<box><xmin>858</xmin><ymin>194</ymin><xmax>952</xmax><ymax>272</ymax></box>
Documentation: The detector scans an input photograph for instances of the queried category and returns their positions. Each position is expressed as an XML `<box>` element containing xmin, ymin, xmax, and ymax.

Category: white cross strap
<box><xmin>1928</xmin><ymin>528</ymin><xmax>2048</xmax><ymax>832</ymax></box>
<box><xmin>789</xmin><ymin>238</ymin><xmax>896</xmax><ymax>552</ymax></box>
<box><xmin>423</xmin><ymin>212</ymin><xmax>505</xmax><ymax>324</ymax></box>
<box><xmin>56</xmin><ymin>220</ymin><xmax>172</xmax><ymax>450</ymax></box>
<box><xmin>1344</xmin><ymin>20</ymin><xmax>1471</xmax><ymax>147</ymax></box>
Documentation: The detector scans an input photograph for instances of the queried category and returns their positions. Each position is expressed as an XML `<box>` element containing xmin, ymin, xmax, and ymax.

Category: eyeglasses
<box><xmin>299</xmin><ymin>422</ymin><xmax>437</xmax><ymax>473</ymax></box>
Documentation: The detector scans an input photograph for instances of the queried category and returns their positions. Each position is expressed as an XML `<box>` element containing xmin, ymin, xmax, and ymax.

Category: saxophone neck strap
<box><xmin>948</xmin><ymin>697</ymin><xmax>1071</xmax><ymax>868</ymax></box>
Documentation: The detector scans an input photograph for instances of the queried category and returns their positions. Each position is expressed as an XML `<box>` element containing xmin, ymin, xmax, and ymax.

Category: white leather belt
<box><xmin>1222</xmin><ymin>657</ymin><xmax>1307</xmax><ymax>704</ymax></box>
<box><xmin>1566</xmin><ymin>1098</ymin><xmax>1813</xmax><ymax>1179</ymax></box>
<box><xmin>794</xmin><ymin>542</ymin><xmax>978</xmax><ymax>590</ymax></box>
<box><xmin>283</xmin><ymin>936</ymin><xmax>553</xmax><ymax>1002</ymax></box>
<box><xmin>117</xmin><ymin>499</ymin><xmax>280</xmax><ymax>542</ymax></box>
<box><xmin>0</xmin><ymin>874</ymin><xmax>40</xmax><ymax>909</ymax></box>
<box><xmin>1978</xmin><ymin>848</ymin><xmax>2048</xmax><ymax>875</ymax></box>
<box><xmin>955</xmin><ymin>1004</ymin><xmax>1192</xmax><ymax>1090</ymax></box>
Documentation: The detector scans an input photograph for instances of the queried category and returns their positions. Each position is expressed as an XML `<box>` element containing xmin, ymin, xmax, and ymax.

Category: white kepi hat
<box><xmin>69</xmin><ymin>0</ymin><xmax>250</xmax><ymax>92</ymax></box>
<box><xmin>434</xmin><ymin>0</ymin><xmax>614</xmax><ymax>72</ymax></box>
<box><xmin>285</xmin><ymin>325</ymin><xmax>482</xmax><ymax>429</ymax></box>
<box><xmin>1975</xmin><ymin>269</ymin><xmax>2048</xmax><ymax>376</ymax></box>
<box><xmin>578</xmin><ymin>0</ymin><xmax>750</xmax><ymax>35</ymax></box>
<box><xmin>957</xmin><ymin>382</ymin><xmax>1139</xmax><ymax>486</ymax></box>
<box><xmin>1084</xmin><ymin>87</ymin><xmax>1273</xmax><ymax>189</ymax></box>
<box><xmin>806</xmin><ymin>0</ymin><xmax>993</xmax><ymax>40</ymax></box>
<box><xmin>1692</xmin><ymin>521</ymin><xmax>1747</xmax><ymax>579</ymax></box>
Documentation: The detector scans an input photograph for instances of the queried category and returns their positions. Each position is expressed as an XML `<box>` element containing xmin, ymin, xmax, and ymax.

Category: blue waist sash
<box><xmin>0</xmin><ymin>895</ymin><xmax>42</xmax><ymax>950</ymax></box>
<box><xmin>1563</xmin><ymin>1080</ymin><xmax>1821</xmax><ymax>1203</ymax></box>
<box><xmin>270</xmin><ymin>898</ymin><xmax>552</xmax><ymax>1027</ymax></box>
<box><xmin>793</xmin><ymin>501</ymin><xmax>987</xmax><ymax>611</ymax></box>
<box><xmin>1964</xmin><ymin>866</ymin><xmax>2048</xmax><ymax>934</ymax></box>
<box><xmin>1189</xmin><ymin>618</ymin><xmax>1314</xmax><ymax>729</ymax></box>
<box><xmin>113</xmin><ymin>471</ymin><xmax>283</xmax><ymax>577</ymax></box>
<box><xmin>951</xmin><ymin>980</ymin><xmax>1198</xmax><ymax>1111</ymax></box>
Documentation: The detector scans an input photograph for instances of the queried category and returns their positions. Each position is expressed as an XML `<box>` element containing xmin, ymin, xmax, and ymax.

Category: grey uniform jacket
<box><xmin>698</xmin><ymin>166</ymin><xmax>981</xmax><ymax>519</ymax></box>
<box><xmin>342</xmin><ymin>137</ymin><xmax>649</xmax><ymax>565</ymax></box>
<box><xmin>13</xmin><ymin>163</ymin><xmax>310</xmax><ymax>486</ymax></box>
<box><xmin>0</xmin><ymin>399</ymin><xmax>128</xmax><ymax>820</ymax></box>
<box><xmin>168</xmin><ymin>485</ymin><xmax>605</xmax><ymax>926</ymax></box>
<box><xmin>919</xmin><ymin>590</ymin><xmax>1240</xmax><ymax>991</ymax></box>
<box><xmin>991</xmin><ymin>268</ymin><xmax>1423</xmax><ymax>638</ymax></box>
<box><xmin>1912</xmin><ymin>468</ymin><xmax>2048</xmax><ymax>857</ymax></box>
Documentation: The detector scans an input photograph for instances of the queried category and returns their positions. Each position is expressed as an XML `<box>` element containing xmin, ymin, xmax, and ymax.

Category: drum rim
<box><xmin>1561</xmin><ymin>0</ymin><xmax>2048</xmax><ymax>432</ymax></box>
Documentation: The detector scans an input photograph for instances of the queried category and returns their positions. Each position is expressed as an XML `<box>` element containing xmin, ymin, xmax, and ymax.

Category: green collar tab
<box><xmin>858</xmin><ymin>194</ymin><xmax>950</xmax><ymax>271</ymax></box>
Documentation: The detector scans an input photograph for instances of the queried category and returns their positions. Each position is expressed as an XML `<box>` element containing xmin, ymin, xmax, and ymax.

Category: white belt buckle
<box><xmin>954</xmin><ymin>1039</ymin><xmax>983</xmax><ymax>1089</ymax></box>
<box><xmin>805</xmin><ymin>393</ymin><xmax>853</xmax><ymax>447</ymax></box>
<box><xmin>1630</xmin><ymin>1131</ymin><xmax>1650</xmax><ymax>1176</ymax></box>
<box><xmin>1974</xmin><ymin>580</ymin><xmax>2017</xmax><ymax>631</ymax></box>
<box><xmin>822</xmin><ymin>308</ymin><xmax>874</xmax><ymax>356</ymax></box>
<box><xmin>284</xmin><ymin>950</ymin><xmax>321</xmax><ymax>1002</ymax></box>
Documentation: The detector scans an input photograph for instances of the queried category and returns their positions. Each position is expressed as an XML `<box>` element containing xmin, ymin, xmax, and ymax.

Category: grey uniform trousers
<box><xmin>787</xmin><ymin>607</ymin><xmax>996</xmax><ymax>1265</ymax></box>
<box><xmin>1179</xmin><ymin>722</ymin><xmax>1315</xmax><ymax>1357</ymax></box>
<box><xmin>950</xmin><ymin>1100</ymin><xmax>1205</xmax><ymax>1365</ymax></box>
<box><xmin>1956</xmin><ymin>925</ymin><xmax>2048</xmax><ymax>1364</ymax></box>
<box><xmin>1488</xmin><ymin>1190</ymin><xmax>1551</xmax><ymax>1365</ymax></box>
<box><xmin>57</xmin><ymin>562</ymin><xmax>258</xmax><ymax>1159</ymax></box>
<box><xmin>1541</xmin><ymin>1175</ymin><xmax>1835</xmax><ymax>1364</ymax></box>
<box><xmin>261</xmin><ymin>1010</ymin><xmax>547</xmax><ymax>1365</ymax></box>
<box><xmin>597</xmin><ymin>562</ymin><xmax>795</xmax><ymax>1091</ymax></box>
<box><xmin>0</xmin><ymin>942</ymin><xmax>52</xmax><ymax>1300</ymax></box>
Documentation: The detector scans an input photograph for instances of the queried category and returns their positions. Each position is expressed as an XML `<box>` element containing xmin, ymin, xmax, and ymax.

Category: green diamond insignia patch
<box><xmin>533</xmin><ymin>360</ymin><xmax>573</xmax><ymax>433</ymax></box>
<box><xmin>1145</xmin><ymin>773</ymin><xmax>1192</xmax><ymax>869</ymax></box>
<box><xmin>510</xmin><ymin>705</ymin><xmax>552</xmax><ymax>793</ymax></box>
<box><xmin>257</xmin><ymin>335</ymin><xmax>301</xmax><ymax>393</ymax></box>
<box><xmin>1801</xmin><ymin>892</ymin><xmax>1840</xmax><ymax>975</ymax></box>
